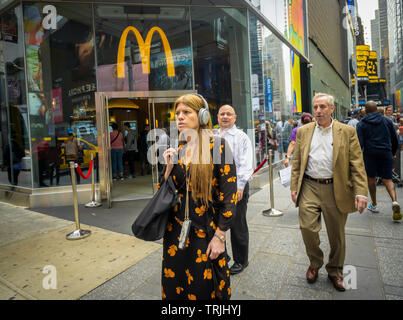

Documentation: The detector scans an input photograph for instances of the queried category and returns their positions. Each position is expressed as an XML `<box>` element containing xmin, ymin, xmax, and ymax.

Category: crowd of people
<box><xmin>152</xmin><ymin>92</ymin><xmax>401</xmax><ymax>301</ymax></box>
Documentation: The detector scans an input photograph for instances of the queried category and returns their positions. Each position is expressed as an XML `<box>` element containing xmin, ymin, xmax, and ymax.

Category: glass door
<box><xmin>95</xmin><ymin>91</ymin><xmax>195</xmax><ymax>208</ymax></box>
<box><xmin>148</xmin><ymin>97</ymin><xmax>178</xmax><ymax>193</ymax></box>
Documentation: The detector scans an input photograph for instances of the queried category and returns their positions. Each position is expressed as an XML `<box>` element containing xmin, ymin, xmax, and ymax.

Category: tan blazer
<box><xmin>290</xmin><ymin>120</ymin><xmax>368</xmax><ymax>214</ymax></box>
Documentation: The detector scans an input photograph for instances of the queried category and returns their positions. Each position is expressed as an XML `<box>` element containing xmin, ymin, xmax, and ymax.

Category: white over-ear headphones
<box><xmin>193</xmin><ymin>93</ymin><xmax>210</xmax><ymax>126</ymax></box>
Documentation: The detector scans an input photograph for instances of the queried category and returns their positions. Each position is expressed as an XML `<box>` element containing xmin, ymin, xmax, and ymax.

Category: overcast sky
<box><xmin>356</xmin><ymin>0</ymin><xmax>379</xmax><ymax>46</ymax></box>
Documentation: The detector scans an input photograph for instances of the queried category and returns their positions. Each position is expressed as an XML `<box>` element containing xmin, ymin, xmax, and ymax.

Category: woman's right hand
<box><xmin>163</xmin><ymin>148</ymin><xmax>177</xmax><ymax>180</ymax></box>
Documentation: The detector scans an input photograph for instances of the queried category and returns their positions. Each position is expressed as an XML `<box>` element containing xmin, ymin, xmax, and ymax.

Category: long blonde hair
<box><xmin>174</xmin><ymin>94</ymin><xmax>213</xmax><ymax>207</ymax></box>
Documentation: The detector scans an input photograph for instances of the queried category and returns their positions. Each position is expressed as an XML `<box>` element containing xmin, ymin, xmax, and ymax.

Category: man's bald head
<box><xmin>218</xmin><ymin>104</ymin><xmax>236</xmax><ymax>115</ymax></box>
<box><xmin>365</xmin><ymin>101</ymin><xmax>378</xmax><ymax>114</ymax></box>
<box><xmin>218</xmin><ymin>105</ymin><xmax>237</xmax><ymax>130</ymax></box>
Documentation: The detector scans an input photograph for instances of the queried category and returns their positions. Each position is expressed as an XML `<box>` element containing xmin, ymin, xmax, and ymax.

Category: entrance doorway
<box><xmin>95</xmin><ymin>90</ymin><xmax>195</xmax><ymax>208</ymax></box>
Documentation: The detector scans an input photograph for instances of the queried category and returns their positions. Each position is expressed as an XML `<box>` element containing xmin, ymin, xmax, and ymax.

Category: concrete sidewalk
<box><xmin>1</xmin><ymin>179</ymin><xmax>402</xmax><ymax>300</ymax></box>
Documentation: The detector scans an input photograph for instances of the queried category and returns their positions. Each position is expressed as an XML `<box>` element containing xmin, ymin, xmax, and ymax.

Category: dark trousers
<box><xmin>230</xmin><ymin>183</ymin><xmax>250</xmax><ymax>265</ymax></box>
<box><xmin>126</xmin><ymin>150</ymin><xmax>136</xmax><ymax>176</ymax></box>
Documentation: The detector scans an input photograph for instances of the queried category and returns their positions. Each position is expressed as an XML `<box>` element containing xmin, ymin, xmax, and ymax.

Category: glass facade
<box><xmin>95</xmin><ymin>5</ymin><xmax>192</xmax><ymax>92</ymax></box>
<box><xmin>0</xmin><ymin>5</ymin><xmax>31</xmax><ymax>188</ymax></box>
<box><xmin>249</xmin><ymin>12</ymin><xmax>302</xmax><ymax>165</ymax></box>
<box><xmin>24</xmin><ymin>3</ymin><xmax>96</xmax><ymax>187</ymax></box>
<box><xmin>0</xmin><ymin>1</ymin><xmax>308</xmax><ymax>203</ymax></box>
<box><xmin>190</xmin><ymin>6</ymin><xmax>252</xmax><ymax>131</ymax></box>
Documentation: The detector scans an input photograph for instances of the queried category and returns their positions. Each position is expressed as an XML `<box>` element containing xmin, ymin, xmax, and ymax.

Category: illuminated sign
<box><xmin>355</xmin><ymin>45</ymin><xmax>370</xmax><ymax>79</ymax></box>
<box><xmin>117</xmin><ymin>26</ymin><xmax>175</xmax><ymax>79</ymax></box>
<box><xmin>367</xmin><ymin>51</ymin><xmax>378</xmax><ymax>79</ymax></box>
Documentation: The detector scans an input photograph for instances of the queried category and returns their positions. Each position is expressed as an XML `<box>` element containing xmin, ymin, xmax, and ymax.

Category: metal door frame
<box><xmin>95</xmin><ymin>90</ymin><xmax>196</xmax><ymax>208</ymax></box>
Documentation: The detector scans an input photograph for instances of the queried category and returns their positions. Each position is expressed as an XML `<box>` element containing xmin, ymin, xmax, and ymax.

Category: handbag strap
<box><xmin>185</xmin><ymin>166</ymin><xmax>190</xmax><ymax>221</ymax></box>
<box><xmin>110</xmin><ymin>132</ymin><xmax>120</xmax><ymax>145</ymax></box>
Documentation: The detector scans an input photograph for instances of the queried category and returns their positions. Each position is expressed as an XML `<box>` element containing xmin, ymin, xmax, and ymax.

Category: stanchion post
<box><xmin>262</xmin><ymin>150</ymin><xmax>283</xmax><ymax>217</ymax></box>
<box><xmin>66</xmin><ymin>161</ymin><xmax>91</xmax><ymax>240</ymax></box>
<box><xmin>85</xmin><ymin>153</ymin><xmax>102</xmax><ymax>208</ymax></box>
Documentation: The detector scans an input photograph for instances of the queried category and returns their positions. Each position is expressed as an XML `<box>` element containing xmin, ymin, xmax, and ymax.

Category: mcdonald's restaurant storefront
<box><xmin>0</xmin><ymin>0</ymin><xmax>309</xmax><ymax>208</ymax></box>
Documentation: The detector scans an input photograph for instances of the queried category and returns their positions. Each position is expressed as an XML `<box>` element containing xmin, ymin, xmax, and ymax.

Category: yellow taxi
<box><xmin>58</xmin><ymin>137</ymin><xmax>98</xmax><ymax>170</ymax></box>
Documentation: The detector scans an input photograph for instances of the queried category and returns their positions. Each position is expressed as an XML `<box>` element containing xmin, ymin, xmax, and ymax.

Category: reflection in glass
<box><xmin>0</xmin><ymin>6</ymin><xmax>31</xmax><ymax>187</ymax></box>
<box><xmin>95</xmin><ymin>5</ymin><xmax>192</xmax><ymax>92</ymax></box>
<box><xmin>249</xmin><ymin>12</ymin><xmax>299</xmax><ymax>165</ymax></box>
<box><xmin>191</xmin><ymin>6</ymin><xmax>252</xmax><ymax>132</ymax></box>
<box><xmin>23</xmin><ymin>3</ymin><xmax>96</xmax><ymax>188</ymax></box>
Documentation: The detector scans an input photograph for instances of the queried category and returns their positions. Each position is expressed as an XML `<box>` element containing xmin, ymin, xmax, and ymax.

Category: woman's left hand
<box><xmin>206</xmin><ymin>236</ymin><xmax>225</xmax><ymax>260</ymax></box>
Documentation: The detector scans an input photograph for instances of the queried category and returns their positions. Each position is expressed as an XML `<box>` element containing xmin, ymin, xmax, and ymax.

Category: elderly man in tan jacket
<box><xmin>290</xmin><ymin>93</ymin><xmax>368</xmax><ymax>291</ymax></box>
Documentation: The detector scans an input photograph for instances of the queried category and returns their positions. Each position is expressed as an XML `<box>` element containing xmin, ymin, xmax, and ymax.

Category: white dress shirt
<box><xmin>304</xmin><ymin>119</ymin><xmax>367</xmax><ymax>200</ymax></box>
<box><xmin>215</xmin><ymin>125</ymin><xmax>253</xmax><ymax>190</ymax></box>
<box><xmin>305</xmin><ymin>120</ymin><xmax>334</xmax><ymax>179</ymax></box>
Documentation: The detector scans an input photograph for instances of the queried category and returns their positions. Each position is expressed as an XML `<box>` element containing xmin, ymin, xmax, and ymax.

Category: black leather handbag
<box><xmin>132</xmin><ymin>175</ymin><xmax>179</xmax><ymax>241</ymax></box>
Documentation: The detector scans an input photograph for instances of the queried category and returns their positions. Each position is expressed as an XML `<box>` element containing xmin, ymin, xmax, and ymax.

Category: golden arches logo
<box><xmin>117</xmin><ymin>26</ymin><xmax>175</xmax><ymax>78</ymax></box>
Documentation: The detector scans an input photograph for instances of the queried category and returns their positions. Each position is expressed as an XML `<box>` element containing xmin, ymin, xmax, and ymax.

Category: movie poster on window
<box><xmin>24</xmin><ymin>6</ymin><xmax>45</xmax><ymax>91</ymax></box>
<box><xmin>26</xmin><ymin>45</ymin><xmax>43</xmax><ymax>91</ymax></box>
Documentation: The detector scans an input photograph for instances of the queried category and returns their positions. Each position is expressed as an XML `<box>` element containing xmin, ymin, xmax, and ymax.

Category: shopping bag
<box><xmin>278</xmin><ymin>166</ymin><xmax>292</xmax><ymax>188</ymax></box>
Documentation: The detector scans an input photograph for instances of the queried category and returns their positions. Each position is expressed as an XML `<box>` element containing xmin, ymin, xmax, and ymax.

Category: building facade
<box><xmin>371</xmin><ymin>9</ymin><xmax>380</xmax><ymax>67</ymax></box>
<box><xmin>307</xmin><ymin>0</ymin><xmax>351</xmax><ymax>119</ymax></box>
<box><xmin>0</xmin><ymin>0</ymin><xmax>311</xmax><ymax>207</ymax></box>
<box><xmin>387</xmin><ymin>0</ymin><xmax>403</xmax><ymax>111</ymax></box>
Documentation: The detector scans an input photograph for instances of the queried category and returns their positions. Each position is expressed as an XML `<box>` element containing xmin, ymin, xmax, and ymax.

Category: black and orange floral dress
<box><xmin>160</xmin><ymin>136</ymin><xmax>237</xmax><ymax>300</ymax></box>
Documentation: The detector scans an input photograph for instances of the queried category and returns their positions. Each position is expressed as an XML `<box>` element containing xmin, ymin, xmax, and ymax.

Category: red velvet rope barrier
<box><xmin>76</xmin><ymin>159</ymin><xmax>93</xmax><ymax>179</ymax></box>
<box><xmin>253</xmin><ymin>158</ymin><xmax>267</xmax><ymax>175</ymax></box>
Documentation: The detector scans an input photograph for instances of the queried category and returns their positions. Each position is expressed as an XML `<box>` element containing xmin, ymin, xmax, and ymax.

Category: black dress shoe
<box><xmin>229</xmin><ymin>262</ymin><xmax>249</xmax><ymax>275</ymax></box>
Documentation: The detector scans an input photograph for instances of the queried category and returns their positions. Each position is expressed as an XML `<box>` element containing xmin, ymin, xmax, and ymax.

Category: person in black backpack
<box><xmin>357</xmin><ymin>101</ymin><xmax>401</xmax><ymax>221</ymax></box>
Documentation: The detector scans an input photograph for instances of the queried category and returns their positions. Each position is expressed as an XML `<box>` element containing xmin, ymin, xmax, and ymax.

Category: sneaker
<box><xmin>367</xmin><ymin>202</ymin><xmax>379</xmax><ymax>213</ymax></box>
<box><xmin>392</xmin><ymin>202</ymin><xmax>402</xmax><ymax>221</ymax></box>
<box><xmin>120</xmin><ymin>176</ymin><xmax>124</xmax><ymax>181</ymax></box>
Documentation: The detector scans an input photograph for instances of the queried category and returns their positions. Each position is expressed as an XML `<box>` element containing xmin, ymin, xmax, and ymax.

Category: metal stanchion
<box><xmin>85</xmin><ymin>153</ymin><xmax>101</xmax><ymax>208</ymax></box>
<box><xmin>66</xmin><ymin>161</ymin><xmax>91</xmax><ymax>240</ymax></box>
<box><xmin>262</xmin><ymin>149</ymin><xmax>283</xmax><ymax>217</ymax></box>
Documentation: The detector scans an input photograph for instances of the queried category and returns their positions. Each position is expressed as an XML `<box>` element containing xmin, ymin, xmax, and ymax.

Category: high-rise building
<box><xmin>356</xmin><ymin>16</ymin><xmax>365</xmax><ymax>45</ymax></box>
<box><xmin>371</xmin><ymin>9</ymin><xmax>380</xmax><ymax>67</ymax></box>
<box><xmin>387</xmin><ymin>0</ymin><xmax>403</xmax><ymax>109</ymax></box>
<box><xmin>378</xmin><ymin>0</ymin><xmax>390</xmax><ymax>95</ymax></box>
<box><xmin>307</xmin><ymin>0</ymin><xmax>352</xmax><ymax>118</ymax></box>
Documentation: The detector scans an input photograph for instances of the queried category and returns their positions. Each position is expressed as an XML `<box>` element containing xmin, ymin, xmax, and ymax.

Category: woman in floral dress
<box><xmin>161</xmin><ymin>94</ymin><xmax>237</xmax><ymax>300</ymax></box>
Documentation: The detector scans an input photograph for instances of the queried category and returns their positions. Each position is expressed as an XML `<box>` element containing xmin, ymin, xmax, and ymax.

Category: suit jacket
<box><xmin>290</xmin><ymin>120</ymin><xmax>368</xmax><ymax>214</ymax></box>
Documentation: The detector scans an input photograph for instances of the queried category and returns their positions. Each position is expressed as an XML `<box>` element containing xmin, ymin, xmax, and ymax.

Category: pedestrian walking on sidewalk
<box><xmin>161</xmin><ymin>94</ymin><xmax>237</xmax><ymax>300</ymax></box>
<box><xmin>347</xmin><ymin>109</ymin><xmax>361</xmax><ymax>129</ymax></box>
<box><xmin>215</xmin><ymin>105</ymin><xmax>253</xmax><ymax>275</ymax></box>
<box><xmin>290</xmin><ymin>93</ymin><xmax>368</xmax><ymax>292</ymax></box>
<box><xmin>356</xmin><ymin>101</ymin><xmax>402</xmax><ymax>221</ymax></box>
<box><xmin>283</xmin><ymin>112</ymin><xmax>312</xmax><ymax>167</ymax></box>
